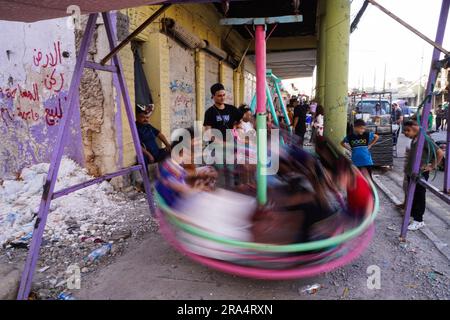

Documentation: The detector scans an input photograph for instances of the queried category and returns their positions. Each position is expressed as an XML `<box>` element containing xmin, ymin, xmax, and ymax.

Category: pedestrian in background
<box><xmin>341</xmin><ymin>119</ymin><xmax>379</xmax><ymax>180</ymax></box>
<box><xmin>402</xmin><ymin>120</ymin><xmax>444</xmax><ymax>231</ymax></box>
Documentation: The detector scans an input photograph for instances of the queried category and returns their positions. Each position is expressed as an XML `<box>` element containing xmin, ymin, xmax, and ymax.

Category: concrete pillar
<box><xmin>234</xmin><ymin>68</ymin><xmax>241</xmax><ymax>106</ymax></box>
<box><xmin>195</xmin><ymin>49</ymin><xmax>206</xmax><ymax>122</ymax></box>
<box><xmin>316</xmin><ymin>1</ymin><xmax>327</xmax><ymax>106</ymax></box>
<box><xmin>239</xmin><ymin>64</ymin><xmax>246</xmax><ymax>105</ymax></box>
<box><xmin>219</xmin><ymin>61</ymin><xmax>225</xmax><ymax>84</ymax></box>
<box><xmin>142</xmin><ymin>33</ymin><xmax>171</xmax><ymax>139</ymax></box>
<box><xmin>323</xmin><ymin>0</ymin><xmax>350</xmax><ymax>146</ymax></box>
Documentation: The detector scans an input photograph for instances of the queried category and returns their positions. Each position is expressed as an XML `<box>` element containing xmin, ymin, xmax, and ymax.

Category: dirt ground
<box><xmin>72</xmin><ymin>192</ymin><xmax>450</xmax><ymax>300</ymax></box>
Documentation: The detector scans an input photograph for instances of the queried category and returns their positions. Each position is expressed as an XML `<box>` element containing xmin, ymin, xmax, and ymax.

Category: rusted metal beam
<box><xmin>100</xmin><ymin>3</ymin><xmax>171</xmax><ymax>65</ymax></box>
<box><xmin>367</xmin><ymin>0</ymin><xmax>449</xmax><ymax>56</ymax></box>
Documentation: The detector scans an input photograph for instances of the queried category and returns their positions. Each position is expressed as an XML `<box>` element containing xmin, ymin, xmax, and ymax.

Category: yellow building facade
<box><xmin>117</xmin><ymin>4</ymin><xmax>254</xmax><ymax>167</ymax></box>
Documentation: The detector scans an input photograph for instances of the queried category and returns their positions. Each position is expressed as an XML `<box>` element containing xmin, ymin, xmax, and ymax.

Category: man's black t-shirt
<box><xmin>293</xmin><ymin>104</ymin><xmax>308</xmax><ymax>134</ymax></box>
<box><xmin>203</xmin><ymin>104</ymin><xmax>241</xmax><ymax>139</ymax></box>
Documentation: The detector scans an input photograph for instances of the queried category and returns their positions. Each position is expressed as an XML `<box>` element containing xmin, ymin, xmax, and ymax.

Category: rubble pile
<box><xmin>0</xmin><ymin>157</ymin><xmax>158</xmax><ymax>299</ymax></box>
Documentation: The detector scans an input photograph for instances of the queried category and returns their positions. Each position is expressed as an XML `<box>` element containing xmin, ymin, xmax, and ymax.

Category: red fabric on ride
<box><xmin>347</xmin><ymin>172</ymin><xmax>374</xmax><ymax>218</ymax></box>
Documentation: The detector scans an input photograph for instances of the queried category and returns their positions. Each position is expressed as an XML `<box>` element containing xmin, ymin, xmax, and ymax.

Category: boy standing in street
<box><xmin>341</xmin><ymin>119</ymin><xmax>379</xmax><ymax>179</ymax></box>
<box><xmin>403</xmin><ymin>120</ymin><xmax>444</xmax><ymax>231</ymax></box>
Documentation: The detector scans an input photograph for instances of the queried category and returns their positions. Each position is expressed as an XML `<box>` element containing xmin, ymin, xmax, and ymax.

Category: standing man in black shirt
<box><xmin>203</xmin><ymin>83</ymin><xmax>241</xmax><ymax>187</ymax></box>
<box><xmin>292</xmin><ymin>99</ymin><xmax>308</xmax><ymax>146</ymax></box>
<box><xmin>203</xmin><ymin>83</ymin><xmax>241</xmax><ymax>141</ymax></box>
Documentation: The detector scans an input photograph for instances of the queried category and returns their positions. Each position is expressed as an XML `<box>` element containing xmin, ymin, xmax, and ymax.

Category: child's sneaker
<box><xmin>407</xmin><ymin>221</ymin><xmax>425</xmax><ymax>231</ymax></box>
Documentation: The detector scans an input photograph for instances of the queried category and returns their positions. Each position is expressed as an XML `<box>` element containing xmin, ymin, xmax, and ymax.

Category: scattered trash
<box><xmin>387</xmin><ymin>226</ymin><xmax>396</xmax><ymax>231</ymax></box>
<box><xmin>341</xmin><ymin>287</ymin><xmax>349</xmax><ymax>299</ymax></box>
<box><xmin>80</xmin><ymin>236</ymin><xmax>104</xmax><ymax>244</ymax></box>
<box><xmin>57</xmin><ymin>292</ymin><xmax>76</xmax><ymax>300</ymax></box>
<box><xmin>38</xmin><ymin>266</ymin><xmax>50</xmax><ymax>273</ymax></box>
<box><xmin>10</xmin><ymin>241</ymin><xmax>29</xmax><ymax>249</ymax></box>
<box><xmin>20</xmin><ymin>231</ymin><xmax>33</xmax><ymax>242</ymax></box>
<box><xmin>55</xmin><ymin>280</ymin><xmax>67</xmax><ymax>288</ymax></box>
<box><xmin>110</xmin><ymin>229</ymin><xmax>132</xmax><ymax>241</ymax></box>
<box><xmin>6</xmin><ymin>212</ymin><xmax>17</xmax><ymax>227</ymax></box>
<box><xmin>301</xmin><ymin>284</ymin><xmax>322</xmax><ymax>295</ymax></box>
<box><xmin>432</xmin><ymin>270</ymin><xmax>444</xmax><ymax>276</ymax></box>
<box><xmin>427</xmin><ymin>272</ymin><xmax>437</xmax><ymax>282</ymax></box>
<box><xmin>85</xmin><ymin>243</ymin><xmax>112</xmax><ymax>262</ymax></box>
<box><xmin>28</xmin><ymin>291</ymin><xmax>40</xmax><ymax>300</ymax></box>
<box><xmin>406</xmin><ymin>284</ymin><xmax>418</xmax><ymax>289</ymax></box>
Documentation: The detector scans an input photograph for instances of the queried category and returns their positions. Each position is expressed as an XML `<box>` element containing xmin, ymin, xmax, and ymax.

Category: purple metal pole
<box><xmin>444</xmin><ymin>74</ymin><xmax>450</xmax><ymax>194</ymax></box>
<box><xmin>102</xmin><ymin>12</ymin><xmax>156</xmax><ymax>215</ymax></box>
<box><xmin>17</xmin><ymin>13</ymin><xmax>98</xmax><ymax>300</ymax></box>
<box><xmin>401</xmin><ymin>0</ymin><xmax>449</xmax><ymax>239</ymax></box>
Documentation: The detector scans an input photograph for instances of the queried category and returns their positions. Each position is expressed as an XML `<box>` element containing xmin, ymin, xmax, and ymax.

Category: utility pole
<box><xmin>373</xmin><ymin>68</ymin><xmax>377</xmax><ymax>92</ymax></box>
<box><xmin>417</xmin><ymin>46</ymin><xmax>424</xmax><ymax>106</ymax></box>
<box><xmin>383</xmin><ymin>63</ymin><xmax>387</xmax><ymax>92</ymax></box>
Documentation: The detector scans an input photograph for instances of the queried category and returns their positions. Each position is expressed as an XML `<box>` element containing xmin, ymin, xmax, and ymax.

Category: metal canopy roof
<box><xmin>216</xmin><ymin>0</ymin><xmax>317</xmax><ymax>39</ymax></box>
<box><xmin>215</xmin><ymin>0</ymin><xmax>318</xmax><ymax>79</ymax></box>
<box><xmin>0</xmin><ymin>0</ymin><xmax>317</xmax><ymax>79</ymax></box>
<box><xmin>0</xmin><ymin>0</ymin><xmax>236</xmax><ymax>22</ymax></box>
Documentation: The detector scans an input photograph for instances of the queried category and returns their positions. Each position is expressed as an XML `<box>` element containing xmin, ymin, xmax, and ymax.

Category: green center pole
<box><xmin>256</xmin><ymin>113</ymin><xmax>268</xmax><ymax>205</ymax></box>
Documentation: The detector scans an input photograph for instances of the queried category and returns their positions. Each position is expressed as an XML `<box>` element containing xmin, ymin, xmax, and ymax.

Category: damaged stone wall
<box><xmin>77</xmin><ymin>15</ymin><xmax>120</xmax><ymax>179</ymax></box>
<box><xmin>0</xmin><ymin>18</ymin><xmax>83</xmax><ymax>179</ymax></box>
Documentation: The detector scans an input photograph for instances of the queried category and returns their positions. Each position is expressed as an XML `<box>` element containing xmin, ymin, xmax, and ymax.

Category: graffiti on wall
<box><xmin>168</xmin><ymin>38</ymin><xmax>196</xmax><ymax>133</ymax></box>
<box><xmin>170</xmin><ymin>80</ymin><xmax>195</xmax><ymax>131</ymax></box>
<box><xmin>0</xmin><ymin>27</ymin><xmax>83</xmax><ymax>179</ymax></box>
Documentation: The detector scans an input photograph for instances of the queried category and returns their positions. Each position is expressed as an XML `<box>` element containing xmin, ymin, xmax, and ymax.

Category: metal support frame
<box><xmin>220</xmin><ymin>15</ymin><xmax>302</xmax><ymax>205</ymax></box>
<box><xmin>100</xmin><ymin>4</ymin><xmax>172</xmax><ymax>65</ymax></box>
<box><xmin>367</xmin><ymin>0</ymin><xmax>449</xmax><ymax>56</ymax></box>
<box><xmin>401</xmin><ymin>0</ymin><xmax>449</xmax><ymax>239</ymax></box>
<box><xmin>249</xmin><ymin>71</ymin><xmax>291</xmax><ymax>131</ymax></box>
<box><xmin>445</xmin><ymin>62</ymin><xmax>450</xmax><ymax>194</ymax></box>
<box><xmin>220</xmin><ymin>15</ymin><xmax>303</xmax><ymax>26</ymax></box>
<box><xmin>17</xmin><ymin>11</ymin><xmax>156</xmax><ymax>300</ymax></box>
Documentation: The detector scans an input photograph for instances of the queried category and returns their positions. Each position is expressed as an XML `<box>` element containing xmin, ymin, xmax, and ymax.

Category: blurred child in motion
<box><xmin>156</xmin><ymin>127</ymin><xmax>257</xmax><ymax>261</ymax></box>
<box><xmin>155</xmin><ymin>127</ymin><xmax>217</xmax><ymax>207</ymax></box>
